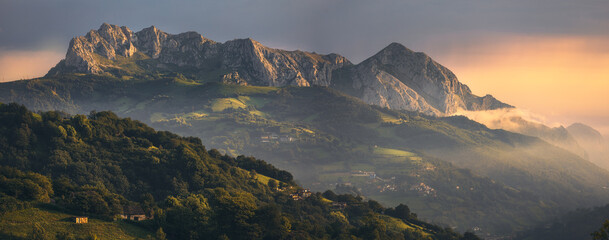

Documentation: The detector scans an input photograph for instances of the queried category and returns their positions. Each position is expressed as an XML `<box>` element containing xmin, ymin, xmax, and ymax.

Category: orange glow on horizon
<box><xmin>0</xmin><ymin>35</ymin><xmax>607</xmax><ymax>135</ymax></box>
<box><xmin>0</xmin><ymin>50</ymin><xmax>64</xmax><ymax>82</ymax></box>
<box><xmin>431</xmin><ymin>35</ymin><xmax>609</xmax><ymax>134</ymax></box>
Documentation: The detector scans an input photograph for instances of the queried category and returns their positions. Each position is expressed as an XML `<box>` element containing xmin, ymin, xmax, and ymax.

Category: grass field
<box><xmin>237</xmin><ymin>96</ymin><xmax>270</xmax><ymax>108</ymax></box>
<box><xmin>379</xmin><ymin>215</ymin><xmax>431</xmax><ymax>238</ymax></box>
<box><xmin>373</xmin><ymin>147</ymin><xmax>416</xmax><ymax>157</ymax></box>
<box><xmin>211</xmin><ymin>98</ymin><xmax>248</xmax><ymax>112</ymax></box>
<box><xmin>255</xmin><ymin>173</ymin><xmax>274</xmax><ymax>185</ymax></box>
<box><xmin>379</xmin><ymin>112</ymin><xmax>404</xmax><ymax>124</ymax></box>
<box><xmin>0</xmin><ymin>207</ymin><xmax>153</xmax><ymax>240</ymax></box>
<box><xmin>213</xmin><ymin>84</ymin><xmax>278</xmax><ymax>96</ymax></box>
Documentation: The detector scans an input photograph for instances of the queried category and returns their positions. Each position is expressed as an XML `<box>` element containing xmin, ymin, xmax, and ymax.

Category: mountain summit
<box><xmin>332</xmin><ymin>42</ymin><xmax>512</xmax><ymax>115</ymax></box>
<box><xmin>48</xmin><ymin>23</ymin><xmax>351</xmax><ymax>87</ymax></box>
<box><xmin>48</xmin><ymin>23</ymin><xmax>511</xmax><ymax>115</ymax></box>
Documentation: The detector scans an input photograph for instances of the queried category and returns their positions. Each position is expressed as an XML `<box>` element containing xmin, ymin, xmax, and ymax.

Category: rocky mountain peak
<box><xmin>47</xmin><ymin>24</ymin><xmax>351</xmax><ymax>87</ymax></box>
<box><xmin>91</xmin><ymin>23</ymin><xmax>137</xmax><ymax>58</ymax></box>
<box><xmin>375</xmin><ymin>42</ymin><xmax>415</xmax><ymax>57</ymax></box>
<box><xmin>134</xmin><ymin>25</ymin><xmax>169</xmax><ymax>58</ymax></box>
<box><xmin>142</xmin><ymin>25</ymin><xmax>160</xmax><ymax>33</ymax></box>
<box><xmin>220</xmin><ymin>37</ymin><xmax>352</xmax><ymax>86</ymax></box>
<box><xmin>334</xmin><ymin>42</ymin><xmax>512</xmax><ymax>115</ymax></box>
<box><xmin>46</xmin><ymin>24</ymin><xmax>510</xmax><ymax>116</ymax></box>
<box><xmin>49</xmin><ymin>23</ymin><xmax>139</xmax><ymax>74</ymax></box>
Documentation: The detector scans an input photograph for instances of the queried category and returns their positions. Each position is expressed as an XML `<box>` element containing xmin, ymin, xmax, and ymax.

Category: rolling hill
<box><xmin>0</xmin><ymin>103</ymin><xmax>471</xmax><ymax>239</ymax></box>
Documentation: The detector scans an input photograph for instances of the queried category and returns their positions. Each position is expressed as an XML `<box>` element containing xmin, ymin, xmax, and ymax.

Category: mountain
<box><xmin>46</xmin><ymin>23</ymin><xmax>508</xmax><ymax>115</ymax></box>
<box><xmin>568</xmin><ymin>123</ymin><xmax>606</xmax><ymax>144</ymax></box>
<box><xmin>47</xmin><ymin>23</ymin><xmax>351</xmax><ymax>87</ymax></box>
<box><xmin>2</xmin><ymin>23</ymin><xmax>609</xmax><ymax>236</ymax></box>
<box><xmin>567</xmin><ymin>123</ymin><xmax>609</xmax><ymax>170</ymax></box>
<box><xmin>331</xmin><ymin>43</ymin><xmax>512</xmax><ymax>115</ymax></box>
<box><xmin>0</xmin><ymin>103</ymin><xmax>472</xmax><ymax>240</ymax></box>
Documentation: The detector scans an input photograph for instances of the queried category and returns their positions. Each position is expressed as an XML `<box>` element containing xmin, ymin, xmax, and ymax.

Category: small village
<box><xmin>319</xmin><ymin>169</ymin><xmax>439</xmax><ymax>198</ymax></box>
<box><xmin>287</xmin><ymin>188</ymin><xmax>348</xmax><ymax>211</ymax></box>
<box><xmin>409</xmin><ymin>182</ymin><xmax>437</xmax><ymax>197</ymax></box>
<box><xmin>289</xmin><ymin>188</ymin><xmax>312</xmax><ymax>201</ymax></box>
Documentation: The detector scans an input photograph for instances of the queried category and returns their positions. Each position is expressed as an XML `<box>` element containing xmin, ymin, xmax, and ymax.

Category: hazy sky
<box><xmin>0</xmin><ymin>0</ymin><xmax>608</xmax><ymax>135</ymax></box>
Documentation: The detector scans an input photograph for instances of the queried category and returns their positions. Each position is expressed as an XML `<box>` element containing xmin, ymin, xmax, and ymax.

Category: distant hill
<box><xmin>456</xmin><ymin>109</ymin><xmax>588</xmax><ymax>159</ymax></box>
<box><xmin>567</xmin><ymin>123</ymin><xmax>609</xmax><ymax>170</ymax></box>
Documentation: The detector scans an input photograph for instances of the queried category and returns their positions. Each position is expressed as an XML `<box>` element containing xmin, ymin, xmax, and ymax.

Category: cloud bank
<box><xmin>453</xmin><ymin>108</ymin><xmax>560</xmax><ymax>133</ymax></box>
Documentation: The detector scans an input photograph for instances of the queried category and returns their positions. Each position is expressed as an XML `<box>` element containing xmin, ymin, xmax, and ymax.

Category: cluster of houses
<box><xmin>285</xmin><ymin>188</ymin><xmax>349</xmax><ymax>211</ymax></box>
<box><xmin>379</xmin><ymin>184</ymin><xmax>397</xmax><ymax>192</ymax></box>
<box><xmin>289</xmin><ymin>188</ymin><xmax>312</xmax><ymax>200</ymax></box>
<box><xmin>260</xmin><ymin>133</ymin><xmax>295</xmax><ymax>143</ymax></box>
<box><xmin>410</xmin><ymin>182</ymin><xmax>437</xmax><ymax>197</ymax></box>
<box><xmin>274</xmin><ymin>185</ymin><xmax>293</xmax><ymax>192</ymax></box>
<box><xmin>72</xmin><ymin>205</ymin><xmax>149</xmax><ymax>224</ymax></box>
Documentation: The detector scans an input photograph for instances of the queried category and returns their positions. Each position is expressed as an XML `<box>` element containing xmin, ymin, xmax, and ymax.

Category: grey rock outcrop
<box><xmin>332</xmin><ymin>43</ymin><xmax>512</xmax><ymax>115</ymax></box>
<box><xmin>47</xmin><ymin>23</ymin><xmax>351</xmax><ymax>87</ymax></box>
<box><xmin>57</xmin><ymin>23</ymin><xmax>137</xmax><ymax>74</ymax></box>
<box><xmin>48</xmin><ymin>23</ymin><xmax>511</xmax><ymax>115</ymax></box>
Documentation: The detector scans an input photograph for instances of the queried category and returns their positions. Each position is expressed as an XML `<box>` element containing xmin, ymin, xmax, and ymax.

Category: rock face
<box><xmin>332</xmin><ymin>43</ymin><xmax>512</xmax><ymax>115</ymax></box>
<box><xmin>57</xmin><ymin>23</ymin><xmax>138</xmax><ymax>74</ymax></box>
<box><xmin>48</xmin><ymin>23</ymin><xmax>351</xmax><ymax>87</ymax></box>
<box><xmin>48</xmin><ymin>23</ymin><xmax>511</xmax><ymax>115</ymax></box>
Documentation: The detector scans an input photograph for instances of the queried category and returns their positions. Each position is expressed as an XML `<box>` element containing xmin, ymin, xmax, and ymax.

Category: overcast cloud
<box><xmin>1</xmin><ymin>0</ymin><xmax>608</xmax><ymax>61</ymax></box>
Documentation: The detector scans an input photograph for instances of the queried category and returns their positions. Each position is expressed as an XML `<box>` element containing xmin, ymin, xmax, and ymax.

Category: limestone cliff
<box><xmin>47</xmin><ymin>23</ymin><xmax>351</xmax><ymax>87</ymax></box>
<box><xmin>332</xmin><ymin>43</ymin><xmax>512</xmax><ymax>115</ymax></box>
<box><xmin>48</xmin><ymin>23</ymin><xmax>511</xmax><ymax>115</ymax></box>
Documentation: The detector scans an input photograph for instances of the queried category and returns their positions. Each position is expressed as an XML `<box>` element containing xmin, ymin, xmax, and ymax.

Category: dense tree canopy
<box><xmin>0</xmin><ymin>103</ymin><xmax>478</xmax><ymax>239</ymax></box>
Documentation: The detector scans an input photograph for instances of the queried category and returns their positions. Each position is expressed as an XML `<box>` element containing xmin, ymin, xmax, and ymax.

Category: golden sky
<box><xmin>427</xmin><ymin>34</ymin><xmax>609</xmax><ymax>136</ymax></box>
<box><xmin>0</xmin><ymin>49</ymin><xmax>63</xmax><ymax>82</ymax></box>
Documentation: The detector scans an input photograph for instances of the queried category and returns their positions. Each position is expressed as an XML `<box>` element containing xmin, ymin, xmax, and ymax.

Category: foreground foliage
<box><xmin>0</xmin><ymin>103</ymin><xmax>477</xmax><ymax>239</ymax></box>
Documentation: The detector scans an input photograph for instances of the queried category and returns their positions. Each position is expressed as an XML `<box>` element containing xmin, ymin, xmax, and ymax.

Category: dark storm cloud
<box><xmin>1</xmin><ymin>0</ymin><xmax>608</xmax><ymax>62</ymax></box>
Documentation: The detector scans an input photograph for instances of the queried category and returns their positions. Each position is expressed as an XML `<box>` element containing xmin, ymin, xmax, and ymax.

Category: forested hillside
<box><xmin>2</xmin><ymin>74</ymin><xmax>609</xmax><ymax>235</ymax></box>
<box><xmin>0</xmin><ymin>103</ymin><xmax>477</xmax><ymax>239</ymax></box>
